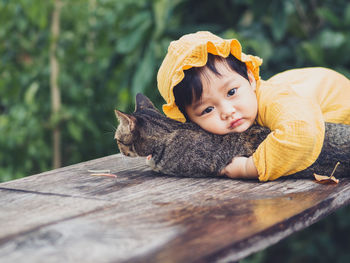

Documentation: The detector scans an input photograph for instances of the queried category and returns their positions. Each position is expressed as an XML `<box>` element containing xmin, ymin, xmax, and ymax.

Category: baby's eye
<box><xmin>227</xmin><ymin>88</ymin><xmax>237</xmax><ymax>97</ymax></box>
<box><xmin>201</xmin><ymin>106</ymin><xmax>214</xmax><ymax>115</ymax></box>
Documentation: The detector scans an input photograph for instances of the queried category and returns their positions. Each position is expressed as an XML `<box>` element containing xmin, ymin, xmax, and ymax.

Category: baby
<box><xmin>157</xmin><ymin>31</ymin><xmax>350</xmax><ymax>181</ymax></box>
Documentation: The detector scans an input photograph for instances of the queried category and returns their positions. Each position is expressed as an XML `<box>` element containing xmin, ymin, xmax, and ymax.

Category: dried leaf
<box><xmin>314</xmin><ymin>173</ymin><xmax>330</xmax><ymax>181</ymax></box>
<box><xmin>90</xmin><ymin>173</ymin><xmax>117</xmax><ymax>178</ymax></box>
<box><xmin>88</xmin><ymin>169</ymin><xmax>111</xmax><ymax>173</ymax></box>
<box><xmin>313</xmin><ymin>162</ymin><xmax>340</xmax><ymax>184</ymax></box>
<box><xmin>313</xmin><ymin>173</ymin><xmax>339</xmax><ymax>184</ymax></box>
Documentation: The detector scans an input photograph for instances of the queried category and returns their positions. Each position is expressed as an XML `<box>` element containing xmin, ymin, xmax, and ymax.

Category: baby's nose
<box><xmin>220</xmin><ymin>106</ymin><xmax>236</xmax><ymax>120</ymax></box>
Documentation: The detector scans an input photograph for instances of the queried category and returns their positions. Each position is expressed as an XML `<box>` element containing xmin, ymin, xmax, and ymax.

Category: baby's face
<box><xmin>185</xmin><ymin>61</ymin><xmax>258</xmax><ymax>135</ymax></box>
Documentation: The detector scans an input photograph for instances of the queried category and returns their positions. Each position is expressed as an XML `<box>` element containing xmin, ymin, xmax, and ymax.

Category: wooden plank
<box><xmin>1</xmin><ymin>154</ymin><xmax>350</xmax><ymax>262</ymax></box>
<box><xmin>0</xmin><ymin>155</ymin><xmax>148</xmax><ymax>240</ymax></box>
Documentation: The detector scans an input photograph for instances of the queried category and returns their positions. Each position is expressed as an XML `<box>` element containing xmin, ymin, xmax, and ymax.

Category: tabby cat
<box><xmin>115</xmin><ymin>93</ymin><xmax>350</xmax><ymax>179</ymax></box>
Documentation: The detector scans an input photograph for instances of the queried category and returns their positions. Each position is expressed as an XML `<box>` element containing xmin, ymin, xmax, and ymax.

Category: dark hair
<box><xmin>173</xmin><ymin>53</ymin><xmax>249</xmax><ymax>121</ymax></box>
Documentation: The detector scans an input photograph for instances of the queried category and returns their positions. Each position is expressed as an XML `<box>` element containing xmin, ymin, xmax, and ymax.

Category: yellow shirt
<box><xmin>254</xmin><ymin>67</ymin><xmax>350</xmax><ymax>181</ymax></box>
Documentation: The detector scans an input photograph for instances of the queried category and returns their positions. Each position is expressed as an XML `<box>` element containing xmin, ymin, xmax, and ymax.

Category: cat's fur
<box><xmin>115</xmin><ymin>93</ymin><xmax>350</xmax><ymax>179</ymax></box>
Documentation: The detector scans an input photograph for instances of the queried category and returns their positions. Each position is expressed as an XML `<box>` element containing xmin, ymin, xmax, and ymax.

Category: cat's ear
<box><xmin>135</xmin><ymin>93</ymin><xmax>157</xmax><ymax>112</ymax></box>
<box><xmin>114</xmin><ymin>110</ymin><xmax>137</xmax><ymax>132</ymax></box>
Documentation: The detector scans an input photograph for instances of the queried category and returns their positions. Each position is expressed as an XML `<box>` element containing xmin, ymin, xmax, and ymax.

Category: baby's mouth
<box><xmin>229</xmin><ymin>118</ymin><xmax>243</xmax><ymax>129</ymax></box>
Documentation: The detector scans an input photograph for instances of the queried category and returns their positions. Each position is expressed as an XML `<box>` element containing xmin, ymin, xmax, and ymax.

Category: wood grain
<box><xmin>0</xmin><ymin>154</ymin><xmax>349</xmax><ymax>263</ymax></box>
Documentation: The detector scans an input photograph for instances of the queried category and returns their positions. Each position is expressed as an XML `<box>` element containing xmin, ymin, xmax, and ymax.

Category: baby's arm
<box><xmin>253</xmin><ymin>92</ymin><xmax>325</xmax><ymax>181</ymax></box>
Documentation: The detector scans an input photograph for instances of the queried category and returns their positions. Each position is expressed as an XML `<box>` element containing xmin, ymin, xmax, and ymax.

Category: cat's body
<box><xmin>115</xmin><ymin>94</ymin><xmax>350</xmax><ymax>179</ymax></box>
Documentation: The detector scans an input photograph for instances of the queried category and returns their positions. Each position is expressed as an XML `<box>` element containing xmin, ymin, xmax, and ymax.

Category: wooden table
<box><xmin>1</xmin><ymin>154</ymin><xmax>350</xmax><ymax>263</ymax></box>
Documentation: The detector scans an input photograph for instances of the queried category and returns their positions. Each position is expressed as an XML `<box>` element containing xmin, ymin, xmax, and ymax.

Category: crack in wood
<box><xmin>0</xmin><ymin>187</ymin><xmax>106</xmax><ymax>201</ymax></box>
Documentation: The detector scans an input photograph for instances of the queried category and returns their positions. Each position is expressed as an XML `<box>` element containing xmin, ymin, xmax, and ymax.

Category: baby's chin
<box><xmin>192</xmin><ymin>119</ymin><xmax>253</xmax><ymax>135</ymax></box>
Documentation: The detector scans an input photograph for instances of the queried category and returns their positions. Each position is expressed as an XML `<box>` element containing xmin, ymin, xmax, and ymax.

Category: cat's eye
<box><xmin>227</xmin><ymin>88</ymin><xmax>237</xmax><ymax>97</ymax></box>
<box><xmin>201</xmin><ymin>106</ymin><xmax>214</xmax><ymax>115</ymax></box>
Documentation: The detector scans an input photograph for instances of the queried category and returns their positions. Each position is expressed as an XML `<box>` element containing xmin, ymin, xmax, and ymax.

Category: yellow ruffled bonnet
<box><xmin>157</xmin><ymin>31</ymin><xmax>263</xmax><ymax>123</ymax></box>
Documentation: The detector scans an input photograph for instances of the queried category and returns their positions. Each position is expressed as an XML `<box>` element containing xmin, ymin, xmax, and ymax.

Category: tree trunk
<box><xmin>50</xmin><ymin>0</ymin><xmax>62</xmax><ymax>169</ymax></box>
<box><xmin>87</xmin><ymin>0</ymin><xmax>96</xmax><ymax>64</ymax></box>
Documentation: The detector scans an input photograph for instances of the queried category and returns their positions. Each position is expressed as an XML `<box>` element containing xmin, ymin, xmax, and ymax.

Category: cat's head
<box><xmin>114</xmin><ymin>93</ymin><xmax>177</xmax><ymax>157</ymax></box>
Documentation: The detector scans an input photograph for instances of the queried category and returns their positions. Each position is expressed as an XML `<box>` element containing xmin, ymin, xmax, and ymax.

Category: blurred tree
<box><xmin>50</xmin><ymin>0</ymin><xmax>63</xmax><ymax>168</ymax></box>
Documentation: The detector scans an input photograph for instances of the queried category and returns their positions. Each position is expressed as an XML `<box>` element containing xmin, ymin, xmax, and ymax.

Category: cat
<box><xmin>114</xmin><ymin>93</ymin><xmax>350</xmax><ymax>179</ymax></box>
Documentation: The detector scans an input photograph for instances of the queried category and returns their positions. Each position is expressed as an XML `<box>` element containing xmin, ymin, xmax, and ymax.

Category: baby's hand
<box><xmin>220</xmin><ymin>156</ymin><xmax>258</xmax><ymax>179</ymax></box>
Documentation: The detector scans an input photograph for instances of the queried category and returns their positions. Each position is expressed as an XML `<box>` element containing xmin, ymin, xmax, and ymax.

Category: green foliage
<box><xmin>0</xmin><ymin>0</ymin><xmax>350</xmax><ymax>261</ymax></box>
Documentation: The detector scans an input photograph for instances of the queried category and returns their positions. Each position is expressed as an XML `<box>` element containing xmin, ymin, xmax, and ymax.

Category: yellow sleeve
<box><xmin>253</xmin><ymin>85</ymin><xmax>325</xmax><ymax>181</ymax></box>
